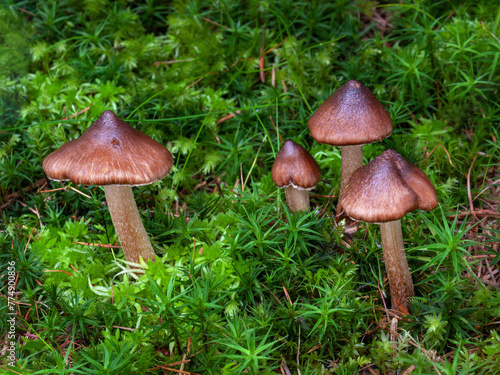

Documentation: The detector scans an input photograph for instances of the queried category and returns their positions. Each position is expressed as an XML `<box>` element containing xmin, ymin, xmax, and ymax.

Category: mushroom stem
<box><xmin>104</xmin><ymin>185</ymin><xmax>156</xmax><ymax>264</ymax></box>
<box><xmin>340</xmin><ymin>145</ymin><xmax>364</xmax><ymax>195</ymax></box>
<box><xmin>284</xmin><ymin>185</ymin><xmax>310</xmax><ymax>212</ymax></box>
<box><xmin>379</xmin><ymin>219</ymin><xmax>414</xmax><ymax>312</ymax></box>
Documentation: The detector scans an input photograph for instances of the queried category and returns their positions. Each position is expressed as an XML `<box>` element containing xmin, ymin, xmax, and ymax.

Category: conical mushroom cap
<box><xmin>271</xmin><ymin>140</ymin><xmax>321</xmax><ymax>190</ymax></box>
<box><xmin>341</xmin><ymin>149</ymin><xmax>438</xmax><ymax>222</ymax></box>
<box><xmin>308</xmin><ymin>80</ymin><xmax>393</xmax><ymax>146</ymax></box>
<box><xmin>43</xmin><ymin>110</ymin><xmax>173</xmax><ymax>186</ymax></box>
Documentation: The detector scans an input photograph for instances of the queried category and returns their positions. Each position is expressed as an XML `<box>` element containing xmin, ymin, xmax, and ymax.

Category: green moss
<box><xmin>1</xmin><ymin>0</ymin><xmax>499</xmax><ymax>373</ymax></box>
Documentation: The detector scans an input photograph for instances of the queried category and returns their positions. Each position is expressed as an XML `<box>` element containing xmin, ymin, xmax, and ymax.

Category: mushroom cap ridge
<box><xmin>271</xmin><ymin>140</ymin><xmax>321</xmax><ymax>190</ymax></box>
<box><xmin>308</xmin><ymin>80</ymin><xmax>393</xmax><ymax>146</ymax></box>
<box><xmin>43</xmin><ymin>110</ymin><xmax>173</xmax><ymax>186</ymax></box>
<box><xmin>341</xmin><ymin>149</ymin><xmax>438</xmax><ymax>223</ymax></box>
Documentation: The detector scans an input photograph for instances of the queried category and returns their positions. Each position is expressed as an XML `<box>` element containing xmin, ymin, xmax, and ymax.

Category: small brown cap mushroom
<box><xmin>341</xmin><ymin>149</ymin><xmax>438</xmax><ymax>222</ymax></box>
<box><xmin>43</xmin><ymin>110</ymin><xmax>173</xmax><ymax>186</ymax></box>
<box><xmin>271</xmin><ymin>140</ymin><xmax>321</xmax><ymax>190</ymax></box>
<box><xmin>308</xmin><ymin>80</ymin><xmax>393</xmax><ymax>146</ymax></box>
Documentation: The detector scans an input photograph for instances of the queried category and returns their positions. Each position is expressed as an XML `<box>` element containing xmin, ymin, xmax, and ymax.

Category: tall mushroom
<box><xmin>271</xmin><ymin>140</ymin><xmax>321</xmax><ymax>212</ymax></box>
<box><xmin>341</xmin><ymin>150</ymin><xmax>438</xmax><ymax>312</ymax></box>
<box><xmin>308</xmin><ymin>80</ymin><xmax>393</xmax><ymax>196</ymax></box>
<box><xmin>43</xmin><ymin>110</ymin><xmax>173</xmax><ymax>265</ymax></box>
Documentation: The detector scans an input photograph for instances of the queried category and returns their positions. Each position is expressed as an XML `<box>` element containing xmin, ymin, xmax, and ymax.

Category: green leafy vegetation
<box><xmin>1</xmin><ymin>0</ymin><xmax>499</xmax><ymax>373</ymax></box>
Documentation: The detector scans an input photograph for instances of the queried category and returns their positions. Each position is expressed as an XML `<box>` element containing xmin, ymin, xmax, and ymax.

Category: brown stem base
<box><xmin>380</xmin><ymin>220</ymin><xmax>414</xmax><ymax>312</ymax></box>
<box><xmin>104</xmin><ymin>185</ymin><xmax>156</xmax><ymax>265</ymax></box>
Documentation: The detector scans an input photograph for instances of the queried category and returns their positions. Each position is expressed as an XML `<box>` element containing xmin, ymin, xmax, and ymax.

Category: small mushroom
<box><xmin>308</xmin><ymin>80</ymin><xmax>393</xmax><ymax>196</ymax></box>
<box><xmin>43</xmin><ymin>110</ymin><xmax>173</xmax><ymax>266</ymax></box>
<box><xmin>271</xmin><ymin>140</ymin><xmax>321</xmax><ymax>211</ymax></box>
<box><xmin>341</xmin><ymin>150</ymin><xmax>438</xmax><ymax>312</ymax></box>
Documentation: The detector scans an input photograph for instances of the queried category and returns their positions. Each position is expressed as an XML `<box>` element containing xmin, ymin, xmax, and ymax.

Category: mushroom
<box><xmin>43</xmin><ymin>110</ymin><xmax>173</xmax><ymax>265</ymax></box>
<box><xmin>271</xmin><ymin>140</ymin><xmax>321</xmax><ymax>212</ymax></box>
<box><xmin>307</xmin><ymin>80</ymin><xmax>393</xmax><ymax>196</ymax></box>
<box><xmin>341</xmin><ymin>150</ymin><xmax>438</xmax><ymax>312</ymax></box>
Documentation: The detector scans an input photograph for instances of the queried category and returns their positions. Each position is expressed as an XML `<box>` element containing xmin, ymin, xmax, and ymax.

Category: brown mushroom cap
<box><xmin>308</xmin><ymin>80</ymin><xmax>393</xmax><ymax>146</ymax></box>
<box><xmin>271</xmin><ymin>140</ymin><xmax>321</xmax><ymax>190</ymax></box>
<box><xmin>43</xmin><ymin>110</ymin><xmax>173</xmax><ymax>186</ymax></box>
<box><xmin>341</xmin><ymin>149</ymin><xmax>438</xmax><ymax>222</ymax></box>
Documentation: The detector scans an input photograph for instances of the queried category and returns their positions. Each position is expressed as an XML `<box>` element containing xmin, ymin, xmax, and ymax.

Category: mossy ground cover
<box><xmin>1</xmin><ymin>0</ymin><xmax>499</xmax><ymax>373</ymax></box>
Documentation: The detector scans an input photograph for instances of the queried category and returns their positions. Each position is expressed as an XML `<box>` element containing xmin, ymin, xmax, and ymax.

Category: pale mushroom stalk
<box><xmin>104</xmin><ymin>185</ymin><xmax>156</xmax><ymax>264</ymax></box>
<box><xmin>284</xmin><ymin>185</ymin><xmax>310</xmax><ymax>212</ymax></box>
<box><xmin>340</xmin><ymin>145</ymin><xmax>363</xmax><ymax>195</ymax></box>
<box><xmin>380</xmin><ymin>220</ymin><xmax>414</xmax><ymax>311</ymax></box>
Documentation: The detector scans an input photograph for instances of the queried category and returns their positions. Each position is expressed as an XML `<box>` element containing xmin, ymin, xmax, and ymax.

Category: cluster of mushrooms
<box><xmin>271</xmin><ymin>80</ymin><xmax>438</xmax><ymax>313</ymax></box>
<box><xmin>43</xmin><ymin>80</ymin><xmax>437</xmax><ymax>313</ymax></box>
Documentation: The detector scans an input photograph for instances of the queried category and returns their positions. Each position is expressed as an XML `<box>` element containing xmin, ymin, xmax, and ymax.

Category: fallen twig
<box><xmin>72</xmin><ymin>241</ymin><xmax>122</xmax><ymax>248</ymax></box>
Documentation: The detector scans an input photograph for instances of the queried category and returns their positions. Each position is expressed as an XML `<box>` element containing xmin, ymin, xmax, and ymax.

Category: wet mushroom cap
<box><xmin>271</xmin><ymin>140</ymin><xmax>321</xmax><ymax>189</ymax></box>
<box><xmin>43</xmin><ymin>110</ymin><xmax>173</xmax><ymax>186</ymax></box>
<box><xmin>341</xmin><ymin>149</ymin><xmax>438</xmax><ymax>223</ymax></box>
<box><xmin>308</xmin><ymin>80</ymin><xmax>393</xmax><ymax>146</ymax></box>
